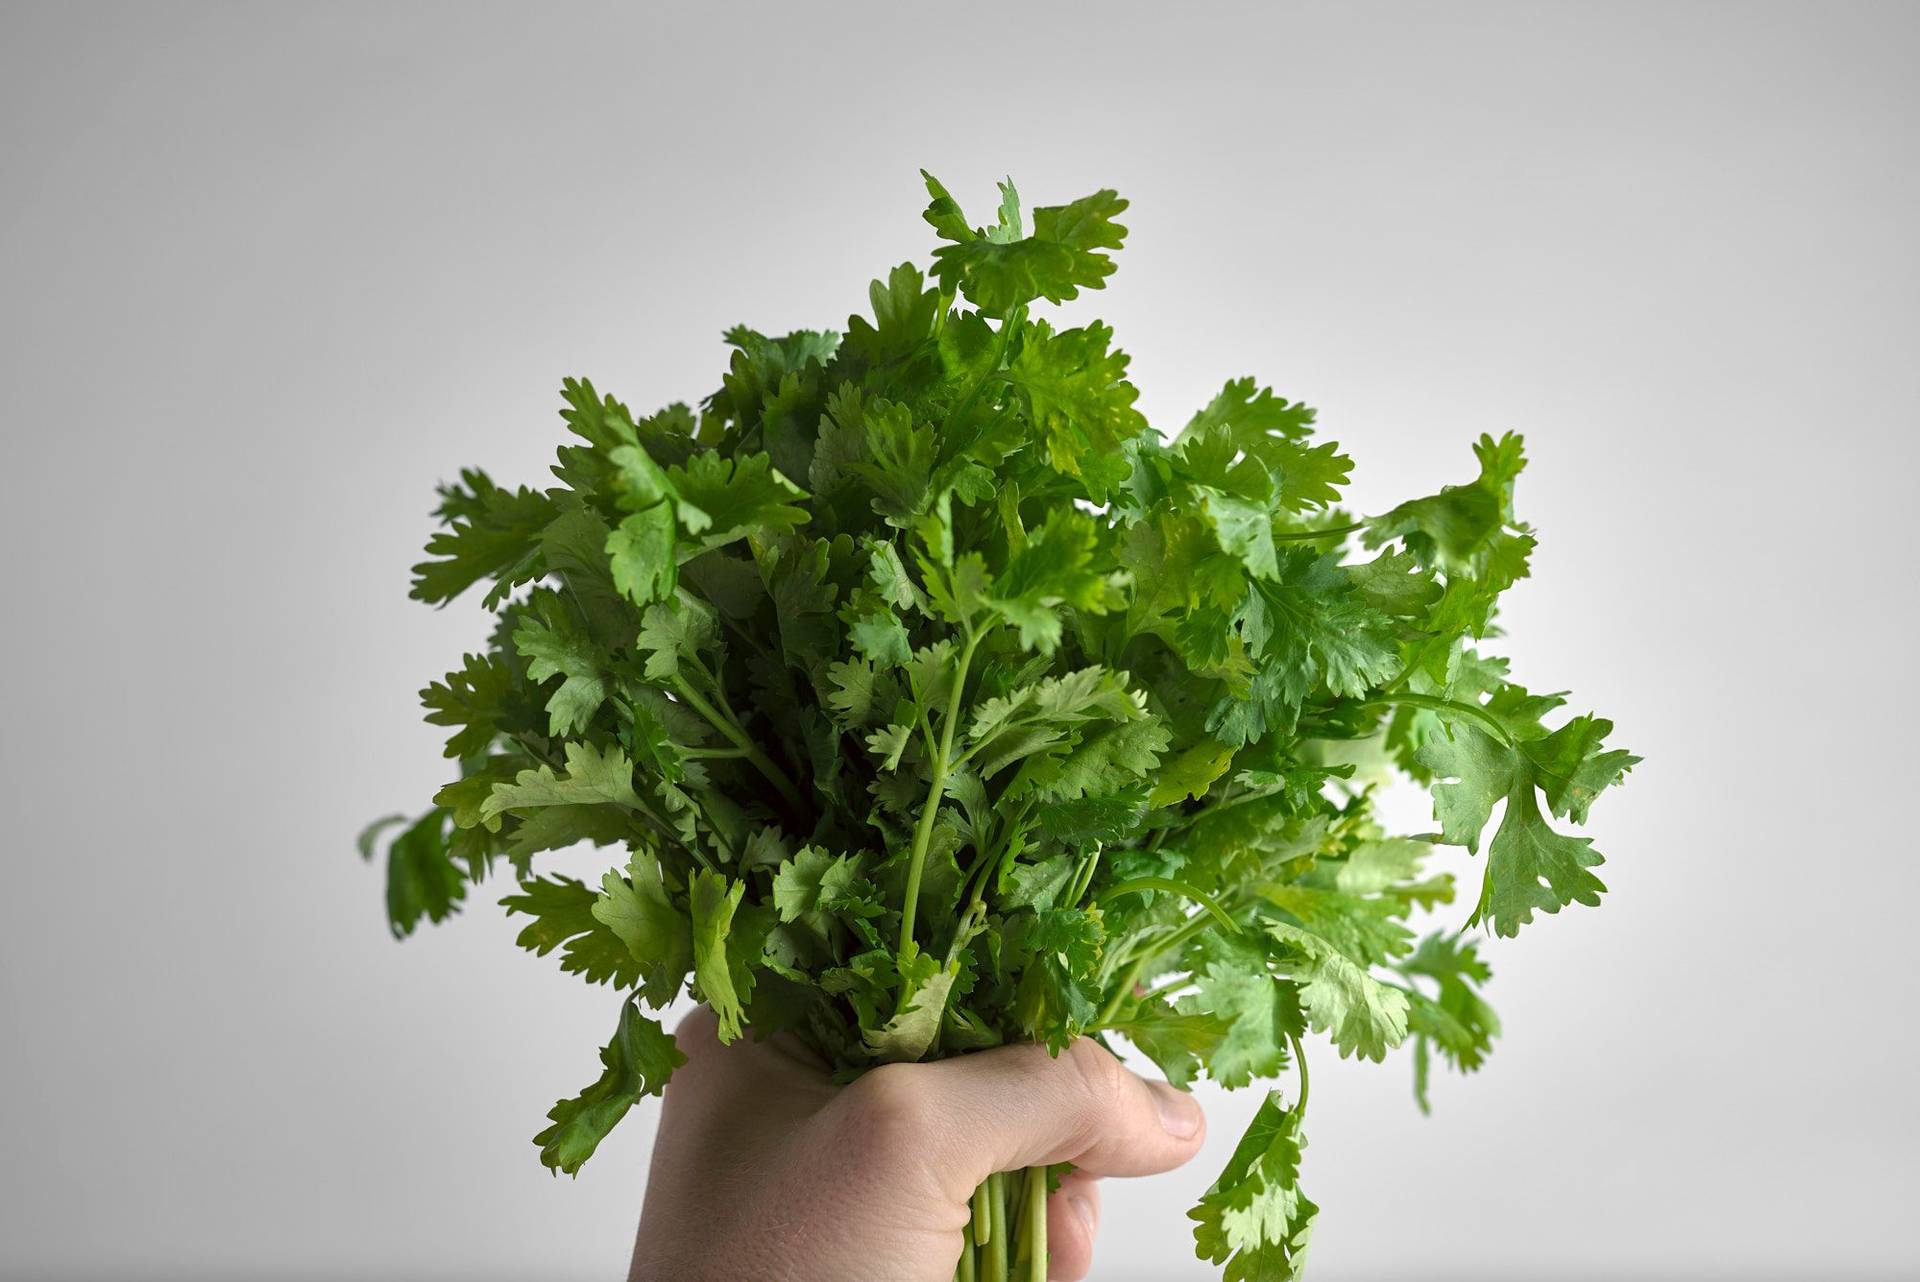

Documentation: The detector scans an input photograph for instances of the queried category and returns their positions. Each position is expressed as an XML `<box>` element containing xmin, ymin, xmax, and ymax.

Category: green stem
<box><xmin>1023</xmin><ymin>1166</ymin><xmax>1049</xmax><ymax>1282</ymax></box>
<box><xmin>1361</xmin><ymin>692</ymin><xmax>1514</xmax><ymax>747</ymax></box>
<box><xmin>1272</xmin><ymin>519</ymin><xmax>1365</xmax><ymax>543</ymax></box>
<box><xmin>1095</xmin><ymin>897</ymin><xmax>1235</xmax><ymax>1028</ymax></box>
<box><xmin>670</xmin><ymin>674</ymin><xmax>804</xmax><ymax>806</ymax></box>
<box><xmin>898</xmin><ymin>626</ymin><xmax>985</xmax><ymax>953</ymax></box>
<box><xmin>984</xmin><ymin>1172</ymin><xmax>1009</xmax><ymax>1282</ymax></box>
<box><xmin>1290</xmin><ymin>1032</ymin><xmax>1311</xmax><ymax>1114</ymax></box>
<box><xmin>1097</xmin><ymin>877</ymin><xmax>1238</xmax><ymax>935</ymax></box>
<box><xmin>1095</xmin><ymin>953</ymin><xmax>1150</xmax><ymax>1028</ymax></box>
<box><xmin>1067</xmin><ymin>845</ymin><xmax>1103</xmax><ymax>907</ymax></box>
<box><xmin>1153</xmin><ymin>779</ymin><xmax>1283</xmax><ymax>837</ymax></box>
<box><xmin>973</xmin><ymin>1180</ymin><xmax>993</xmax><ymax>1247</ymax></box>
<box><xmin>946</xmin><ymin>799</ymin><xmax>1032</xmax><ymax>964</ymax></box>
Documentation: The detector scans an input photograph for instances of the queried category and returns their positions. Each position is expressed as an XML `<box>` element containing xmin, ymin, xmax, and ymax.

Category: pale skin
<box><xmin>631</xmin><ymin>1008</ymin><xmax>1208</xmax><ymax>1282</ymax></box>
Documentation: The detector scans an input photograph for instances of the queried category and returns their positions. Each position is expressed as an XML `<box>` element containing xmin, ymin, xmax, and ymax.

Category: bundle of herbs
<box><xmin>361</xmin><ymin>172</ymin><xmax>1635</xmax><ymax>1281</ymax></box>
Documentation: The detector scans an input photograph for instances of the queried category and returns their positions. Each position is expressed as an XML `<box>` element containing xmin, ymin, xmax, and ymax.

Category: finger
<box><xmin>1046</xmin><ymin>1171</ymin><xmax>1100</xmax><ymax>1281</ymax></box>
<box><xmin>854</xmin><ymin>1038</ymin><xmax>1205</xmax><ymax>1197</ymax></box>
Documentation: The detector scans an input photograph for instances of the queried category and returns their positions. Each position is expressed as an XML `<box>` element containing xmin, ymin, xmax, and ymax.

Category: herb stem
<box><xmin>1159</xmin><ymin>780</ymin><xmax>1284</xmax><ymax>834</ymax></box>
<box><xmin>679</xmin><ymin>746</ymin><xmax>750</xmax><ymax>760</ymax></box>
<box><xmin>1361</xmin><ymin>692</ymin><xmax>1513</xmax><ymax>747</ymax></box>
<box><xmin>1095</xmin><ymin>953</ymin><xmax>1151</xmax><ymax>1028</ymax></box>
<box><xmin>898</xmin><ymin>624</ymin><xmax>985</xmax><ymax>953</ymax></box>
<box><xmin>1095</xmin><ymin>894</ymin><xmax>1237</xmax><ymax>1028</ymax></box>
<box><xmin>1068</xmin><ymin>844</ymin><xmax>1104</xmax><ymax>907</ymax></box>
<box><xmin>1290</xmin><ymin>1032</ymin><xmax>1311</xmax><ymax>1114</ymax></box>
<box><xmin>1097</xmin><ymin>877</ymin><xmax>1237</xmax><ymax>935</ymax></box>
<box><xmin>1023</xmin><ymin>1165</ymin><xmax>1048</xmax><ymax>1282</ymax></box>
<box><xmin>1272</xmin><ymin>519</ymin><xmax>1365</xmax><ymax>543</ymax></box>
<box><xmin>670</xmin><ymin>674</ymin><xmax>803</xmax><ymax>806</ymax></box>
<box><xmin>984</xmin><ymin>1172</ymin><xmax>1009</xmax><ymax>1282</ymax></box>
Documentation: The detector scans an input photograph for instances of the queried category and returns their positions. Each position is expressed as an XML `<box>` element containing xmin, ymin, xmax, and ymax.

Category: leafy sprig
<box><xmin>363</xmin><ymin>172</ymin><xmax>1636</xmax><ymax>1280</ymax></box>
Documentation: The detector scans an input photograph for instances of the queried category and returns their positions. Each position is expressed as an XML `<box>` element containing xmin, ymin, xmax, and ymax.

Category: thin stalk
<box><xmin>946</xmin><ymin>799</ymin><xmax>1032</xmax><ymax>964</ymax></box>
<box><xmin>1067</xmin><ymin>844</ymin><xmax>1103</xmax><ymax>907</ymax></box>
<box><xmin>897</xmin><ymin>625</ymin><xmax>985</xmax><ymax>953</ymax></box>
<box><xmin>1095</xmin><ymin>899</ymin><xmax>1235</xmax><ymax>1027</ymax></box>
<box><xmin>1272</xmin><ymin>519</ymin><xmax>1365</xmax><ymax>542</ymax></box>
<box><xmin>1195</xmin><ymin>781</ymin><xmax>1282</xmax><ymax>819</ymax></box>
<box><xmin>669</xmin><ymin>674</ymin><xmax>803</xmax><ymax>806</ymax></box>
<box><xmin>957</xmin><ymin>1229</ymin><xmax>976</xmax><ymax>1282</ymax></box>
<box><xmin>1289</xmin><ymin>1032</ymin><xmax>1311</xmax><ymax>1113</ymax></box>
<box><xmin>1360</xmin><ymin>692</ymin><xmax>1514</xmax><ymax>747</ymax></box>
<box><xmin>1095</xmin><ymin>953</ymin><xmax>1151</xmax><ymax>1028</ymax></box>
<box><xmin>1097</xmin><ymin>877</ymin><xmax>1238</xmax><ymax>935</ymax></box>
<box><xmin>1023</xmin><ymin>1166</ymin><xmax>1049</xmax><ymax>1282</ymax></box>
<box><xmin>983</xmin><ymin>1172</ymin><xmax>1009</xmax><ymax>1282</ymax></box>
<box><xmin>973</xmin><ymin>1181</ymin><xmax>993</xmax><ymax>1247</ymax></box>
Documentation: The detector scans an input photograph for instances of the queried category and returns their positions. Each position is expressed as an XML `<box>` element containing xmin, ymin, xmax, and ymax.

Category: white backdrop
<box><xmin>3</xmin><ymin>3</ymin><xmax>1915</xmax><ymax>1278</ymax></box>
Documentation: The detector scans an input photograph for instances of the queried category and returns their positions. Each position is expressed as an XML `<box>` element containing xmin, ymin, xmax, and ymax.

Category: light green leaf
<box><xmin>690</xmin><ymin>870</ymin><xmax>749</xmax><ymax>1042</ymax></box>
<box><xmin>533</xmin><ymin>998</ymin><xmax>685</xmax><ymax>1175</ymax></box>
<box><xmin>591</xmin><ymin>849</ymin><xmax>692</xmax><ymax>1007</ymax></box>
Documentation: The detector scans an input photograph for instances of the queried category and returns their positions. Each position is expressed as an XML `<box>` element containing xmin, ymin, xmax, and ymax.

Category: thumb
<box><xmin>848</xmin><ymin>1038</ymin><xmax>1206</xmax><ymax>1200</ymax></box>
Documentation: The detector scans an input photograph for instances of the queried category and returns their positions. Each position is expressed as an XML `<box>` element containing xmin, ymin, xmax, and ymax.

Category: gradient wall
<box><xmin>2</xmin><ymin>3</ymin><xmax>1915</xmax><ymax>1278</ymax></box>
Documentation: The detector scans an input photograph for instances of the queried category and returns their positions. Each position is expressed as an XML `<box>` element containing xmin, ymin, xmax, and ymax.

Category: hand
<box><xmin>630</xmin><ymin>1007</ymin><xmax>1208</xmax><ymax>1281</ymax></box>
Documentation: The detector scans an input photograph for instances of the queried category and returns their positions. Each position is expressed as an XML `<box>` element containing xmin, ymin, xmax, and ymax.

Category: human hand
<box><xmin>630</xmin><ymin>1008</ymin><xmax>1207</xmax><ymax>1281</ymax></box>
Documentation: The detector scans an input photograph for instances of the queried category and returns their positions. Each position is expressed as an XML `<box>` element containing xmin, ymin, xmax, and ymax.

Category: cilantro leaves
<box><xmin>362</xmin><ymin>172</ymin><xmax>1635</xmax><ymax>1278</ymax></box>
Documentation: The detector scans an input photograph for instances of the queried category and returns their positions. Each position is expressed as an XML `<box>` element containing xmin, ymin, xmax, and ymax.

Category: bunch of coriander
<box><xmin>362</xmin><ymin>172</ymin><xmax>1635</xmax><ymax>1282</ymax></box>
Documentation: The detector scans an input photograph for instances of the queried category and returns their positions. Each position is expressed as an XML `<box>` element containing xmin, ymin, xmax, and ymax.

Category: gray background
<box><xmin>3</xmin><ymin>2</ymin><xmax>1915</xmax><ymax>1278</ymax></box>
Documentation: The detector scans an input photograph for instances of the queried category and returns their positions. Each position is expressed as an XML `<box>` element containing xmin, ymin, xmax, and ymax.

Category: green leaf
<box><xmin>864</xmin><ymin>959</ymin><xmax>960</xmax><ymax>1063</ymax></box>
<box><xmin>1178</xmin><ymin>934</ymin><xmax>1303</xmax><ymax>1089</ymax></box>
<box><xmin>1150</xmin><ymin>740</ymin><xmax>1238</xmax><ymax>808</ymax></box>
<box><xmin>1190</xmin><ymin>1090</ymin><xmax>1318</xmax><ymax>1282</ymax></box>
<box><xmin>501</xmin><ymin>874</ymin><xmax>641</xmax><ymax>988</ymax></box>
<box><xmin>481</xmin><ymin>741</ymin><xmax>642</xmax><ymax>822</ymax></box>
<box><xmin>864</xmin><ymin>722</ymin><xmax>914</xmax><ymax>770</ymax></box>
<box><xmin>533</xmin><ymin>998</ymin><xmax>685</xmax><ymax>1175</ymax></box>
<box><xmin>989</xmin><ymin>507</ymin><xmax>1118</xmax><ymax>652</ymax></box>
<box><xmin>1113</xmin><ymin>997</ymin><xmax>1231</xmax><ymax>1089</ymax></box>
<box><xmin>512</xmin><ymin>594</ymin><xmax>609</xmax><ymax>736</ymax></box>
<box><xmin>667</xmin><ymin>452</ymin><xmax>809</xmax><ymax>545</ymax></box>
<box><xmin>370</xmin><ymin>809</ymin><xmax>464</xmax><ymax>939</ymax></box>
<box><xmin>928</xmin><ymin>184</ymin><xmax>1128</xmax><ymax>315</ymax></box>
<box><xmin>1025</xmin><ymin>716</ymin><xmax>1171</xmax><ymax>803</ymax></box>
<box><xmin>1417</xmin><ymin>713</ymin><xmax>1637</xmax><ymax>936</ymax></box>
<box><xmin>606</xmin><ymin>505</ymin><xmax>678</xmax><ymax>605</ymax></box>
<box><xmin>690</xmin><ymin>870</ymin><xmax>750</xmax><ymax>1042</ymax></box>
<box><xmin>846</xmin><ymin>262</ymin><xmax>942</xmax><ymax>366</ymax></box>
<box><xmin>410</xmin><ymin>470</ymin><xmax>556</xmax><ymax>606</ymax></box>
<box><xmin>1267</xmin><ymin>923</ymin><xmax>1409</xmax><ymax>1062</ymax></box>
<box><xmin>1365</xmin><ymin>432</ymin><xmax>1534</xmax><ymax>589</ymax></box>
<box><xmin>1008</xmin><ymin>321</ymin><xmax>1149</xmax><ymax>496</ymax></box>
<box><xmin>1399</xmin><ymin>932</ymin><xmax>1501</xmax><ymax>1111</ymax></box>
<box><xmin>592</xmin><ymin>849</ymin><xmax>693</xmax><ymax>1007</ymax></box>
<box><xmin>919</xmin><ymin>170</ymin><xmax>974</xmax><ymax>244</ymax></box>
<box><xmin>633</xmin><ymin>597</ymin><xmax>719</xmax><ymax>683</ymax></box>
<box><xmin>419</xmin><ymin>653</ymin><xmax>511</xmax><ymax>760</ymax></box>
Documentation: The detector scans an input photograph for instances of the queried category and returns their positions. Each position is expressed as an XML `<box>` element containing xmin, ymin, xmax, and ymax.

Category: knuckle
<box><xmin>842</xmin><ymin>1062</ymin><xmax>933</xmax><ymax>1142</ymax></box>
<box><xmin>1065</xmin><ymin>1038</ymin><xmax>1132</xmax><ymax>1118</ymax></box>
